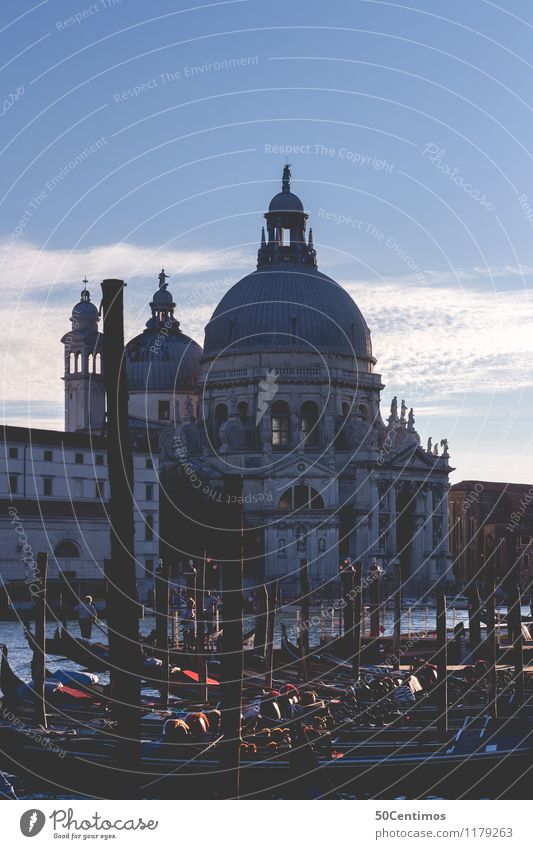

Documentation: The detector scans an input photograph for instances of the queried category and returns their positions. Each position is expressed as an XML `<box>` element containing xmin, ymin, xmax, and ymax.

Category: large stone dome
<box><xmin>203</xmin><ymin>264</ymin><xmax>372</xmax><ymax>358</ymax></box>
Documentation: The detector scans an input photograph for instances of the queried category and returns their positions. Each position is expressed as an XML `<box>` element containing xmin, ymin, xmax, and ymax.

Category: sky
<box><xmin>1</xmin><ymin>0</ymin><xmax>533</xmax><ymax>484</ymax></box>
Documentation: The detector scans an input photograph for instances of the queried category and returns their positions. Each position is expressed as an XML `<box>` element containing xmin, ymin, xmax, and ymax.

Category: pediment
<box><xmin>387</xmin><ymin>444</ymin><xmax>446</xmax><ymax>470</ymax></box>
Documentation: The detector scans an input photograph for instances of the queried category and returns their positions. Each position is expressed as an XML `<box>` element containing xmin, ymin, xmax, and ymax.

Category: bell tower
<box><xmin>61</xmin><ymin>280</ymin><xmax>105</xmax><ymax>432</ymax></box>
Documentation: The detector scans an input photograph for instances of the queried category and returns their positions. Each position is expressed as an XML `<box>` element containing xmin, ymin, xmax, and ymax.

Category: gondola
<box><xmin>0</xmin><ymin>644</ymin><xmax>108</xmax><ymax>718</ymax></box>
<box><xmin>1</xmin><ymin>641</ymin><xmax>220</xmax><ymax>717</ymax></box>
<box><xmin>0</xmin><ymin>708</ymin><xmax>531</xmax><ymax>799</ymax></box>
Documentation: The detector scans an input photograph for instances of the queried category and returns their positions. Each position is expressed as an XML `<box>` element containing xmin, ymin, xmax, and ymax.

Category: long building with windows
<box><xmin>1</xmin><ymin>274</ymin><xmax>202</xmax><ymax>613</ymax></box>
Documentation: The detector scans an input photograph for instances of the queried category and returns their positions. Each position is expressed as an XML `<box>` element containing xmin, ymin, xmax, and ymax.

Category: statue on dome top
<box><xmin>158</xmin><ymin>268</ymin><xmax>170</xmax><ymax>290</ymax></box>
<box><xmin>282</xmin><ymin>163</ymin><xmax>291</xmax><ymax>192</ymax></box>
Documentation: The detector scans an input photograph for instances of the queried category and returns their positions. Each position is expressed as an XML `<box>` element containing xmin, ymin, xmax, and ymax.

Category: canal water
<box><xmin>1</xmin><ymin>602</ymin><xmax>527</xmax><ymax>685</ymax></box>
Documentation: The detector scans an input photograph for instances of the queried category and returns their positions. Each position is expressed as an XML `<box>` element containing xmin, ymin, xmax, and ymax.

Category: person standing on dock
<box><xmin>74</xmin><ymin>595</ymin><xmax>98</xmax><ymax>639</ymax></box>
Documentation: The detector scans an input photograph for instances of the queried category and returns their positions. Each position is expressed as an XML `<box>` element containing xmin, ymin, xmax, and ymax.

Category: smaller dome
<box><xmin>152</xmin><ymin>287</ymin><xmax>174</xmax><ymax>307</ymax></box>
<box><xmin>73</xmin><ymin>288</ymin><xmax>98</xmax><ymax>318</ymax></box>
<box><xmin>125</xmin><ymin>331</ymin><xmax>202</xmax><ymax>392</ymax></box>
<box><xmin>268</xmin><ymin>191</ymin><xmax>304</xmax><ymax>213</ymax></box>
<box><xmin>124</xmin><ymin>269</ymin><xmax>203</xmax><ymax>393</ymax></box>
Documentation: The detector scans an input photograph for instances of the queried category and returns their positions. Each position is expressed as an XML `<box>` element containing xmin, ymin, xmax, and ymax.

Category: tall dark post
<box><xmin>33</xmin><ymin>552</ymin><xmax>48</xmax><ymax>729</ymax></box>
<box><xmin>436</xmin><ymin>592</ymin><xmax>448</xmax><ymax>738</ymax></box>
<box><xmin>220</xmin><ymin>475</ymin><xmax>244</xmax><ymax>799</ymax></box>
<box><xmin>265</xmin><ymin>580</ymin><xmax>278</xmax><ymax>690</ymax></box>
<box><xmin>485</xmin><ymin>551</ymin><xmax>498</xmax><ymax>718</ymax></box>
<box><xmin>340</xmin><ymin>560</ymin><xmax>354</xmax><ymax>643</ymax></box>
<box><xmin>154</xmin><ymin>559</ymin><xmax>170</xmax><ymax>707</ymax></box>
<box><xmin>195</xmin><ymin>553</ymin><xmax>208</xmax><ymax>703</ymax></box>
<box><xmin>102</xmin><ymin>278</ymin><xmax>141</xmax><ymax>774</ymax></box>
<box><xmin>299</xmin><ymin>558</ymin><xmax>310</xmax><ymax>656</ymax></box>
<box><xmin>392</xmin><ymin>559</ymin><xmax>402</xmax><ymax>671</ymax></box>
<box><xmin>253</xmin><ymin>585</ymin><xmax>268</xmax><ymax>656</ymax></box>
<box><xmin>466</xmin><ymin>579</ymin><xmax>483</xmax><ymax>660</ymax></box>
<box><xmin>369</xmin><ymin>562</ymin><xmax>381</xmax><ymax>639</ymax></box>
<box><xmin>348</xmin><ymin>561</ymin><xmax>363</xmax><ymax>679</ymax></box>
<box><xmin>508</xmin><ymin>557</ymin><xmax>524</xmax><ymax>707</ymax></box>
<box><xmin>184</xmin><ymin>560</ymin><xmax>197</xmax><ymax>599</ymax></box>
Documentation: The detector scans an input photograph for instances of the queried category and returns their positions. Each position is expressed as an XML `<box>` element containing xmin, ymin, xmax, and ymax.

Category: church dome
<box><xmin>125</xmin><ymin>270</ymin><xmax>202</xmax><ymax>392</ymax></box>
<box><xmin>203</xmin><ymin>265</ymin><xmax>372</xmax><ymax>358</ymax></box>
<box><xmin>203</xmin><ymin>168</ymin><xmax>372</xmax><ymax>360</ymax></box>
<box><xmin>74</xmin><ymin>293</ymin><xmax>98</xmax><ymax>319</ymax></box>
<box><xmin>268</xmin><ymin>190</ymin><xmax>304</xmax><ymax>212</ymax></box>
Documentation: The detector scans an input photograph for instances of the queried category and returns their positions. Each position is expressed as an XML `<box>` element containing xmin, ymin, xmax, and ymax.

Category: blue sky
<box><xmin>1</xmin><ymin>0</ymin><xmax>533</xmax><ymax>483</ymax></box>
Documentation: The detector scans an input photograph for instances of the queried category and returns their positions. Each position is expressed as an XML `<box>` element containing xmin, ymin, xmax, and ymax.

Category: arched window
<box><xmin>75</xmin><ymin>352</ymin><xmax>82</xmax><ymax>373</ymax></box>
<box><xmin>54</xmin><ymin>540</ymin><xmax>80</xmax><ymax>558</ymax></box>
<box><xmin>278</xmin><ymin>537</ymin><xmax>286</xmax><ymax>557</ymax></box>
<box><xmin>278</xmin><ymin>485</ymin><xmax>324</xmax><ymax>511</ymax></box>
<box><xmin>95</xmin><ymin>353</ymin><xmax>102</xmax><ymax>374</ymax></box>
<box><xmin>88</xmin><ymin>353</ymin><xmax>94</xmax><ymax>372</ymax></box>
<box><xmin>69</xmin><ymin>352</ymin><xmax>75</xmax><ymax>374</ymax></box>
<box><xmin>238</xmin><ymin>401</ymin><xmax>247</xmax><ymax>423</ymax></box>
<box><xmin>359</xmin><ymin>404</ymin><xmax>369</xmax><ymax>421</ymax></box>
<box><xmin>318</xmin><ymin>537</ymin><xmax>326</xmax><ymax>553</ymax></box>
<box><xmin>342</xmin><ymin>402</ymin><xmax>351</xmax><ymax>419</ymax></box>
<box><xmin>300</xmin><ymin>400</ymin><xmax>319</xmax><ymax>445</ymax></box>
<box><xmin>214</xmin><ymin>403</ymin><xmax>227</xmax><ymax>438</ymax></box>
<box><xmin>271</xmin><ymin>400</ymin><xmax>289</xmax><ymax>447</ymax></box>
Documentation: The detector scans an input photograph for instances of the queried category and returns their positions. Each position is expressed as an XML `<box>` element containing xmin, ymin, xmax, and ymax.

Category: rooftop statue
<box><xmin>158</xmin><ymin>268</ymin><xmax>170</xmax><ymax>290</ymax></box>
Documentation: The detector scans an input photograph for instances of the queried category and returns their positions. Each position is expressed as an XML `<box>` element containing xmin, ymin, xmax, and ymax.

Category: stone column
<box><xmin>388</xmin><ymin>482</ymin><xmax>397</xmax><ymax>556</ymax></box>
<box><xmin>411</xmin><ymin>491</ymin><xmax>426</xmax><ymax>585</ymax></box>
<box><xmin>425</xmin><ymin>486</ymin><xmax>433</xmax><ymax>554</ymax></box>
<box><xmin>437</xmin><ymin>484</ymin><xmax>451</xmax><ymax>581</ymax></box>
<box><xmin>368</xmin><ymin>478</ymin><xmax>380</xmax><ymax>558</ymax></box>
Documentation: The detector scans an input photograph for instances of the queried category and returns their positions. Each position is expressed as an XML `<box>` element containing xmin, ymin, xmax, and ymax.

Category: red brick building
<box><xmin>448</xmin><ymin>480</ymin><xmax>533</xmax><ymax>590</ymax></box>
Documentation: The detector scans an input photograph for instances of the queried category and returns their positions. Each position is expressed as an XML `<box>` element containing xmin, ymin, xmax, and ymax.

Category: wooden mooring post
<box><xmin>219</xmin><ymin>475</ymin><xmax>244</xmax><ymax>799</ymax></box>
<box><xmin>466</xmin><ymin>579</ymin><xmax>483</xmax><ymax>660</ymax></box>
<box><xmin>265</xmin><ymin>580</ymin><xmax>278</xmax><ymax>690</ymax></box>
<box><xmin>33</xmin><ymin>552</ymin><xmax>48</xmax><ymax>729</ymax></box>
<box><xmin>485</xmin><ymin>553</ymin><xmax>498</xmax><ymax>718</ymax></box>
<box><xmin>392</xmin><ymin>559</ymin><xmax>402</xmax><ymax>671</ymax></box>
<box><xmin>253</xmin><ymin>584</ymin><xmax>268</xmax><ymax>656</ymax></box>
<box><xmin>299</xmin><ymin>559</ymin><xmax>310</xmax><ymax>682</ymax></box>
<box><xmin>508</xmin><ymin>564</ymin><xmax>525</xmax><ymax>707</ymax></box>
<box><xmin>436</xmin><ymin>592</ymin><xmax>448</xmax><ymax>738</ymax></box>
<box><xmin>369</xmin><ymin>561</ymin><xmax>381</xmax><ymax>638</ymax></box>
<box><xmin>154</xmin><ymin>559</ymin><xmax>171</xmax><ymax>708</ymax></box>
<box><xmin>102</xmin><ymin>278</ymin><xmax>141</xmax><ymax>777</ymax></box>
<box><xmin>172</xmin><ymin>609</ymin><xmax>180</xmax><ymax>649</ymax></box>
<box><xmin>352</xmin><ymin>561</ymin><xmax>362</xmax><ymax>679</ymax></box>
<box><xmin>195</xmin><ymin>553</ymin><xmax>208</xmax><ymax>704</ymax></box>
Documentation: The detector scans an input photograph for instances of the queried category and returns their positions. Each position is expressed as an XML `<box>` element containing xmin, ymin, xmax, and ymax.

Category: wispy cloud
<box><xmin>345</xmin><ymin>277</ymin><xmax>533</xmax><ymax>402</ymax></box>
<box><xmin>0</xmin><ymin>241</ymin><xmax>249</xmax><ymax>292</ymax></box>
